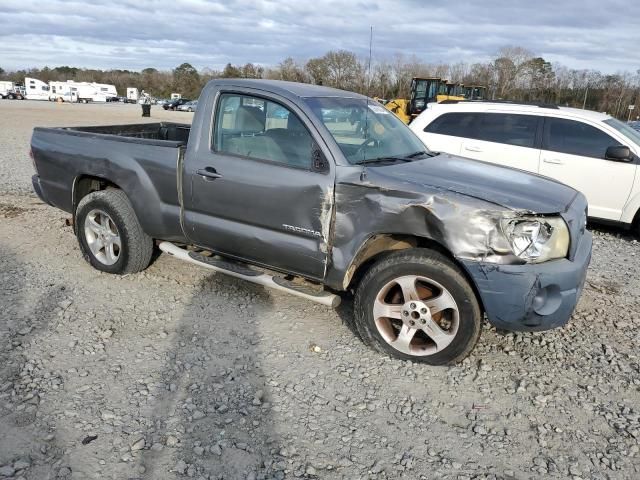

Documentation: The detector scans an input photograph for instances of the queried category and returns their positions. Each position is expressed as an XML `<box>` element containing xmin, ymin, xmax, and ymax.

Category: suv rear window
<box><xmin>425</xmin><ymin>112</ymin><xmax>538</xmax><ymax>148</ymax></box>
<box><xmin>424</xmin><ymin>112</ymin><xmax>477</xmax><ymax>136</ymax></box>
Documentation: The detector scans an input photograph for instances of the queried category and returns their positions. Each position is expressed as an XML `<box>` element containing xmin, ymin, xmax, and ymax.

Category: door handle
<box><xmin>543</xmin><ymin>158</ymin><xmax>564</xmax><ymax>165</ymax></box>
<box><xmin>196</xmin><ymin>167</ymin><xmax>222</xmax><ymax>181</ymax></box>
<box><xmin>464</xmin><ymin>145</ymin><xmax>482</xmax><ymax>152</ymax></box>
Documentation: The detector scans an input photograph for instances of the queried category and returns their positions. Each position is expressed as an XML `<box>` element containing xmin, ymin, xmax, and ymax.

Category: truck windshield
<box><xmin>305</xmin><ymin>96</ymin><xmax>430</xmax><ymax>164</ymax></box>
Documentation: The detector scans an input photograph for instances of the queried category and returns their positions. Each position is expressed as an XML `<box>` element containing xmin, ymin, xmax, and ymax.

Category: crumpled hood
<box><xmin>369</xmin><ymin>153</ymin><xmax>578</xmax><ymax>214</ymax></box>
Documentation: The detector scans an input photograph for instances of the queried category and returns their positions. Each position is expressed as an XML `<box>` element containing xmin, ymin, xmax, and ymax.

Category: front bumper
<box><xmin>461</xmin><ymin>230</ymin><xmax>592</xmax><ymax>331</ymax></box>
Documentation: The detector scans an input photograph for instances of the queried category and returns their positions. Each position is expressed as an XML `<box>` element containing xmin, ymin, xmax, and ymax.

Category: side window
<box><xmin>424</xmin><ymin>112</ymin><xmax>478</xmax><ymax>138</ymax></box>
<box><xmin>214</xmin><ymin>93</ymin><xmax>313</xmax><ymax>169</ymax></box>
<box><xmin>475</xmin><ymin>113</ymin><xmax>538</xmax><ymax>148</ymax></box>
<box><xmin>543</xmin><ymin>117</ymin><xmax>621</xmax><ymax>158</ymax></box>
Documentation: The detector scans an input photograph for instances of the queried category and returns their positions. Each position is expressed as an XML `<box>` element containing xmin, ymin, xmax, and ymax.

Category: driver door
<box><xmin>182</xmin><ymin>90</ymin><xmax>334</xmax><ymax>280</ymax></box>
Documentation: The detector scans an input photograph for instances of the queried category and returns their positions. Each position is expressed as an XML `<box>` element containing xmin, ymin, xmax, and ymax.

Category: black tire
<box><xmin>75</xmin><ymin>190</ymin><xmax>153</xmax><ymax>274</ymax></box>
<box><xmin>353</xmin><ymin>248</ymin><xmax>482</xmax><ymax>366</ymax></box>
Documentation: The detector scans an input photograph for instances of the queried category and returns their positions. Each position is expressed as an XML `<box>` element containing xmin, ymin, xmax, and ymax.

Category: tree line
<box><xmin>1</xmin><ymin>46</ymin><xmax>639</xmax><ymax>119</ymax></box>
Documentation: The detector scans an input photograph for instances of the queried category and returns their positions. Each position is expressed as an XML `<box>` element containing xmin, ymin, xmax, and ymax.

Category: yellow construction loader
<box><xmin>464</xmin><ymin>85</ymin><xmax>487</xmax><ymax>100</ymax></box>
<box><xmin>384</xmin><ymin>77</ymin><xmax>466</xmax><ymax>124</ymax></box>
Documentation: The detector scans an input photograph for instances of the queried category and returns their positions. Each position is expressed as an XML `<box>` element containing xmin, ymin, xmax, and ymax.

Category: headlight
<box><xmin>501</xmin><ymin>216</ymin><xmax>569</xmax><ymax>263</ymax></box>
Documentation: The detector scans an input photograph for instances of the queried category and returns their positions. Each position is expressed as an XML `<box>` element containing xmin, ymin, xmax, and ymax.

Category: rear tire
<box><xmin>75</xmin><ymin>190</ymin><xmax>153</xmax><ymax>274</ymax></box>
<box><xmin>353</xmin><ymin>248</ymin><xmax>482</xmax><ymax>365</ymax></box>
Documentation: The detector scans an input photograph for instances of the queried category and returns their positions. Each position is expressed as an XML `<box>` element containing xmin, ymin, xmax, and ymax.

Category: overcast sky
<box><xmin>1</xmin><ymin>0</ymin><xmax>639</xmax><ymax>73</ymax></box>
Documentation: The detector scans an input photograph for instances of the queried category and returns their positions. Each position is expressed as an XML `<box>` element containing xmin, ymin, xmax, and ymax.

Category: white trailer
<box><xmin>127</xmin><ymin>87</ymin><xmax>139</xmax><ymax>103</ymax></box>
<box><xmin>171</xmin><ymin>93</ymin><xmax>182</xmax><ymax>100</ymax></box>
<box><xmin>94</xmin><ymin>83</ymin><xmax>118</xmax><ymax>101</ymax></box>
<box><xmin>49</xmin><ymin>81</ymin><xmax>78</xmax><ymax>102</ymax></box>
<box><xmin>55</xmin><ymin>81</ymin><xmax>117</xmax><ymax>103</ymax></box>
<box><xmin>75</xmin><ymin>83</ymin><xmax>99</xmax><ymax>103</ymax></box>
<box><xmin>25</xmin><ymin>77</ymin><xmax>50</xmax><ymax>100</ymax></box>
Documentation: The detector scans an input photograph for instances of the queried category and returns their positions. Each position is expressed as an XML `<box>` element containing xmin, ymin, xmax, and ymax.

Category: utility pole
<box><xmin>582</xmin><ymin>86</ymin><xmax>588</xmax><ymax>109</ymax></box>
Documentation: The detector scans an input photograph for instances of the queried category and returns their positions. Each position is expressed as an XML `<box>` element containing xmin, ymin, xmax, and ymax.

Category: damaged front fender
<box><xmin>325</xmin><ymin>166</ymin><xmax>526</xmax><ymax>290</ymax></box>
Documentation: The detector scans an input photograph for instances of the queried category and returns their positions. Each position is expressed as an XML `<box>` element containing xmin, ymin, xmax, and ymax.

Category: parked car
<box><xmin>322</xmin><ymin>108</ymin><xmax>350</xmax><ymax>123</ymax></box>
<box><xmin>411</xmin><ymin>101</ymin><xmax>640</xmax><ymax>231</ymax></box>
<box><xmin>30</xmin><ymin>79</ymin><xmax>591</xmax><ymax>365</ymax></box>
<box><xmin>177</xmin><ymin>100</ymin><xmax>197</xmax><ymax>112</ymax></box>
<box><xmin>155</xmin><ymin>99</ymin><xmax>170</xmax><ymax>107</ymax></box>
<box><xmin>270</xmin><ymin>106</ymin><xmax>289</xmax><ymax>119</ymax></box>
<box><xmin>628</xmin><ymin>120</ymin><xmax>640</xmax><ymax>132</ymax></box>
<box><xmin>163</xmin><ymin>98</ymin><xmax>191</xmax><ymax>110</ymax></box>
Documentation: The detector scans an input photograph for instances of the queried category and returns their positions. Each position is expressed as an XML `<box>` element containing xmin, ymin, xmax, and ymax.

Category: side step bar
<box><xmin>158</xmin><ymin>242</ymin><xmax>341</xmax><ymax>308</ymax></box>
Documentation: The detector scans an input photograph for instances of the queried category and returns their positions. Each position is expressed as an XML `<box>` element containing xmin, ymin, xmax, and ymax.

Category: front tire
<box><xmin>354</xmin><ymin>249</ymin><xmax>482</xmax><ymax>365</ymax></box>
<box><xmin>75</xmin><ymin>190</ymin><xmax>153</xmax><ymax>274</ymax></box>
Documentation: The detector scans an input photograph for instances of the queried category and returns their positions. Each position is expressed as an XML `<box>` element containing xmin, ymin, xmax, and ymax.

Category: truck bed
<box><xmin>31</xmin><ymin>122</ymin><xmax>190</xmax><ymax>243</ymax></box>
<box><xmin>61</xmin><ymin>122</ymin><xmax>191</xmax><ymax>146</ymax></box>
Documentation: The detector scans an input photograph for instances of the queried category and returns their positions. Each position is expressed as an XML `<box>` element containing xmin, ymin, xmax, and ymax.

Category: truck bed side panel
<box><xmin>31</xmin><ymin>128</ymin><xmax>186</xmax><ymax>242</ymax></box>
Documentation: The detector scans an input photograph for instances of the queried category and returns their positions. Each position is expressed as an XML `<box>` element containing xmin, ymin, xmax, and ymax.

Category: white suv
<box><xmin>410</xmin><ymin>101</ymin><xmax>640</xmax><ymax>227</ymax></box>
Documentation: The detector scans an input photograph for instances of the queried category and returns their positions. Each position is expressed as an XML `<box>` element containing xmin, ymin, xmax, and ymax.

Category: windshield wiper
<box><xmin>354</xmin><ymin>151</ymin><xmax>435</xmax><ymax>165</ymax></box>
<box><xmin>354</xmin><ymin>156</ymin><xmax>413</xmax><ymax>165</ymax></box>
<box><xmin>406</xmin><ymin>150</ymin><xmax>437</xmax><ymax>158</ymax></box>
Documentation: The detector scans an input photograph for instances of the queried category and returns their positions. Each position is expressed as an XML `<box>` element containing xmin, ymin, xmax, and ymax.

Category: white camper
<box><xmin>57</xmin><ymin>81</ymin><xmax>117</xmax><ymax>103</ymax></box>
<box><xmin>25</xmin><ymin>77</ymin><xmax>50</xmax><ymax>100</ymax></box>
<box><xmin>94</xmin><ymin>83</ymin><xmax>118</xmax><ymax>101</ymax></box>
<box><xmin>49</xmin><ymin>81</ymin><xmax>78</xmax><ymax>102</ymax></box>
<box><xmin>171</xmin><ymin>93</ymin><xmax>182</xmax><ymax>100</ymax></box>
<box><xmin>127</xmin><ymin>87</ymin><xmax>139</xmax><ymax>103</ymax></box>
<box><xmin>74</xmin><ymin>83</ymin><xmax>99</xmax><ymax>103</ymax></box>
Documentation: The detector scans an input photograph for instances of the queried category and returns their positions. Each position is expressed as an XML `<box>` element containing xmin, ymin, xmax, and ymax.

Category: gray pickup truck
<box><xmin>31</xmin><ymin>79</ymin><xmax>592</xmax><ymax>365</ymax></box>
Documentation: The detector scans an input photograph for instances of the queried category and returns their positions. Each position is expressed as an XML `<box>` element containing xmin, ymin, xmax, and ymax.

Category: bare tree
<box><xmin>2</xmin><ymin>44</ymin><xmax>639</xmax><ymax>119</ymax></box>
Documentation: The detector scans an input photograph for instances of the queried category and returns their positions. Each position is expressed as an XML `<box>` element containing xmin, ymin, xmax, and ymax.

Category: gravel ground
<box><xmin>1</xmin><ymin>100</ymin><xmax>639</xmax><ymax>480</ymax></box>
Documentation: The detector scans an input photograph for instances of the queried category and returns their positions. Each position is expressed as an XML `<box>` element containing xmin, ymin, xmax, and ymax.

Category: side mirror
<box><xmin>605</xmin><ymin>145</ymin><xmax>633</xmax><ymax>162</ymax></box>
<box><xmin>312</xmin><ymin>146</ymin><xmax>329</xmax><ymax>173</ymax></box>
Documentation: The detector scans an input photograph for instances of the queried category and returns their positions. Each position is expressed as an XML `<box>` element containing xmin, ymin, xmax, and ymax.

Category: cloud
<box><xmin>0</xmin><ymin>0</ymin><xmax>638</xmax><ymax>73</ymax></box>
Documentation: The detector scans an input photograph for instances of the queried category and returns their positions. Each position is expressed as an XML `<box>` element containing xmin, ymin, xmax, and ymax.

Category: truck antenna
<box><xmin>361</xmin><ymin>26</ymin><xmax>373</xmax><ymax>165</ymax></box>
<box><xmin>366</xmin><ymin>26</ymin><xmax>373</xmax><ymax>98</ymax></box>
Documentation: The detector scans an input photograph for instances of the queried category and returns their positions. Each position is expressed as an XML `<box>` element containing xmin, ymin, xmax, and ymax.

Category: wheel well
<box><xmin>631</xmin><ymin>208</ymin><xmax>640</xmax><ymax>231</ymax></box>
<box><xmin>73</xmin><ymin>175</ymin><xmax>121</xmax><ymax>214</ymax></box>
<box><xmin>345</xmin><ymin>234</ymin><xmax>485</xmax><ymax>313</ymax></box>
